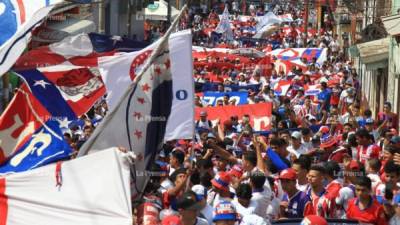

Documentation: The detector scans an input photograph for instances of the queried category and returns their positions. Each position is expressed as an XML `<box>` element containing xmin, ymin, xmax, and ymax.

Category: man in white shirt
<box><xmin>232</xmin><ymin>183</ymin><xmax>257</xmax><ymax>217</ymax></box>
<box><xmin>250</xmin><ymin>171</ymin><xmax>271</xmax><ymax>219</ymax></box>
<box><xmin>286</xmin><ymin>131</ymin><xmax>308</xmax><ymax>160</ymax></box>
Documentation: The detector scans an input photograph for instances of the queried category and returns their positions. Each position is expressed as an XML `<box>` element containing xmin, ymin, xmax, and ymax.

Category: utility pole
<box><xmin>127</xmin><ymin>0</ymin><xmax>133</xmax><ymax>37</ymax></box>
<box><xmin>167</xmin><ymin>0</ymin><xmax>172</xmax><ymax>26</ymax></box>
<box><xmin>304</xmin><ymin>0</ymin><xmax>309</xmax><ymax>46</ymax></box>
<box><xmin>98</xmin><ymin>1</ymin><xmax>106</xmax><ymax>34</ymax></box>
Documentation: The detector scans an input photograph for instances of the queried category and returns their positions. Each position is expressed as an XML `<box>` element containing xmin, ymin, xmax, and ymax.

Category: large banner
<box><xmin>203</xmin><ymin>91</ymin><xmax>248</xmax><ymax>106</ymax></box>
<box><xmin>195</xmin><ymin>103</ymin><xmax>272</xmax><ymax>131</ymax></box>
<box><xmin>268</xmin><ymin>48</ymin><xmax>328</xmax><ymax>66</ymax></box>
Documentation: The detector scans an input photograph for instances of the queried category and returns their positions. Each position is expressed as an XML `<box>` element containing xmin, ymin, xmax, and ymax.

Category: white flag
<box><xmin>78</xmin><ymin>29</ymin><xmax>194</xmax><ymax>198</ymax></box>
<box><xmin>0</xmin><ymin>149</ymin><xmax>132</xmax><ymax>225</ymax></box>
<box><xmin>215</xmin><ymin>6</ymin><xmax>233</xmax><ymax>41</ymax></box>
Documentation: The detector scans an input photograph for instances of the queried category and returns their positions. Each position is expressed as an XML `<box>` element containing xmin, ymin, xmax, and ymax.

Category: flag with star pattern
<box><xmin>77</xmin><ymin>30</ymin><xmax>194</xmax><ymax>199</ymax></box>
<box><xmin>0</xmin><ymin>85</ymin><xmax>72</xmax><ymax>174</ymax></box>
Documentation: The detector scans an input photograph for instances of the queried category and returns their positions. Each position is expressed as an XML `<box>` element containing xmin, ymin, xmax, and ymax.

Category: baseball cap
<box><xmin>162</xmin><ymin>215</ymin><xmax>182</xmax><ymax>225</ymax></box>
<box><xmin>211</xmin><ymin>172</ymin><xmax>231</xmax><ymax>192</ymax></box>
<box><xmin>213</xmin><ymin>201</ymin><xmax>238</xmax><ymax>222</ymax></box>
<box><xmin>320</xmin><ymin>133</ymin><xmax>337</xmax><ymax>148</ymax></box>
<box><xmin>191</xmin><ymin>184</ymin><xmax>207</xmax><ymax>201</ymax></box>
<box><xmin>365</xmin><ymin>118</ymin><xmax>374</xmax><ymax>124</ymax></box>
<box><xmin>291</xmin><ymin>131</ymin><xmax>302</xmax><ymax>140</ymax></box>
<box><xmin>301</xmin><ymin>215</ymin><xmax>328</xmax><ymax>225</ymax></box>
<box><xmin>279</xmin><ymin>168</ymin><xmax>297</xmax><ymax>180</ymax></box>
<box><xmin>176</xmin><ymin>191</ymin><xmax>202</xmax><ymax>211</ymax></box>
<box><xmin>390</xmin><ymin>136</ymin><xmax>400</xmax><ymax>144</ymax></box>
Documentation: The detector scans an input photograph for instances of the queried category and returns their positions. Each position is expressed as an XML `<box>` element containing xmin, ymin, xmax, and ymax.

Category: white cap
<box><xmin>291</xmin><ymin>131</ymin><xmax>302</xmax><ymax>139</ymax></box>
<box><xmin>191</xmin><ymin>184</ymin><xmax>207</xmax><ymax>200</ymax></box>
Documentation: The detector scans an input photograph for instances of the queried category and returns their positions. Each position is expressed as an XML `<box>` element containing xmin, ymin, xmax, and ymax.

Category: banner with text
<box><xmin>203</xmin><ymin>91</ymin><xmax>248</xmax><ymax>106</ymax></box>
<box><xmin>195</xmin><ymin>103</ymin><xmax>272</xmax><ymax>131</ymax></box>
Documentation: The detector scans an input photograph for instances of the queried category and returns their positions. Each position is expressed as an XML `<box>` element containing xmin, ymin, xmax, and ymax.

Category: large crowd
<box><xmin>55</xmin><ymin>0</ymin><xmax>400</xmax><ymax>225</ymax></box>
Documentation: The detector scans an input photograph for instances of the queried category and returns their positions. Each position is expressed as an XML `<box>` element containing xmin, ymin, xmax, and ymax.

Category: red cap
<box><xmin>211</xmin><ymin>172</ymin><xmax>231</xmax><ymax>192</ymax></box>
<box><xmin>279</xmin><ymin>168</ymin><xmax>297</xmax><ymax>180</ymax></box>
<box><xmin>162</xmin><ymin>215</ymin><xmax>182</xmax><ymax>225</ymax></box>
<box><xmin>301</xmin><ymin>215</ymin><xmax>328</xmax><ymax>225</ymax></box>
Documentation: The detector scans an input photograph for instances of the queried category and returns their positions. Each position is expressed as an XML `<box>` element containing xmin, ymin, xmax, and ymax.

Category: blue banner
<box><xmin>203</xmin><ymin>91</ymin><xmax>248</xmax><ymax>106</ymax></box>
<box><xmin>199</xmin><ymin>82</ymin><xmax>261</xmax><ymax>93</ymax></box>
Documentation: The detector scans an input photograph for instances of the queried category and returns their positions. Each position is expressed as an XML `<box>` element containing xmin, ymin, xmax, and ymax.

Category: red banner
<box><xmin>195</xmin><ymin>103</ymin><xmax>272</xmax><ymax>131</ymax></box>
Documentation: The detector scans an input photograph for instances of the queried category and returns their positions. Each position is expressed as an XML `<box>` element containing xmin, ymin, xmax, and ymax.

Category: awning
<box><xmin>382</xmin><ymin>14</ymin><xmax>400</xmax><ymax>36</ymax></box>
<box><xmin>144</xmin><ymin>0</ymin><xmax>179</xmax><ymax>21</ymax></box>
<box><xmin>46</xmin><ymin>18</ymin><xmax>96</xmax><ymax>36</ymax></box>
<box><xmin>357</xmin><ymin>37</ymin><xmax>389</xmax><ymax>65</ymax></box>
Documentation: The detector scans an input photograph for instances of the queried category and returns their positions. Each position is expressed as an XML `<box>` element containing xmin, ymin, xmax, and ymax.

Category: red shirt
<box><xmin>346</xmin><ymin>198</ymin><xmax>388</xmax><ymax>225</ymax></box>
<box><xmin>209</xmin><ymin>74</ymin><xmax>225</xmax><ymax>83</ymax></box>
<box><xmin>357</xmin><ymin>144</ymin><xmax>381</xmax><ymax>164</ymax></box>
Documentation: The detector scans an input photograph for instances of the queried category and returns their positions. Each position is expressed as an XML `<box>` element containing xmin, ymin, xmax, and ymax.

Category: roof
<box><xmin>382</xmin><ymin>14</ymin><xmax>400</xmax><ymax>36</ymax></box>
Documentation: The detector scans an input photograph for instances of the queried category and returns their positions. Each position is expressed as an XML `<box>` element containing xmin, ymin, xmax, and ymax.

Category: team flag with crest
<box><xmin>77</xmin><ymin>27</ymin><xmax>194</xmax><ymax>199</ymax></box>
<box><xmin>14</xmin><ymin>33</ymin><xmax>148</xmax><ymax>71</ymax></box>
<box><xmin>0</xmin><ymin>66</ymin><xmax>105</xmax><ymax>174</ymax></box>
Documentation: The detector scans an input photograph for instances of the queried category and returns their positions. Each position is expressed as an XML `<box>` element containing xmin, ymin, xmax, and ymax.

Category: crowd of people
<box><xmin>52</xmin><ymin>0</ymin><xmax>400</xmax><ymax>225</ymax></box>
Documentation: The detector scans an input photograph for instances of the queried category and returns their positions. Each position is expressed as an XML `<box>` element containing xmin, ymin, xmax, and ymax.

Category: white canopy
<box><xmin>144</xmin><ymin>0</ymin><xmax>179</xmax><ymax>21</ymax></box>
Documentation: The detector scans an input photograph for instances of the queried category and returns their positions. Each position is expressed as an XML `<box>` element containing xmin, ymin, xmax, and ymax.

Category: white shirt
<box><xmin>296</xmin><ymin>182</ymin><xmax>309</xmax><ymax>192</ymax></box>
<box><xmin>200</xmin><ymin>204</ymin><xmax>213</xmax><ymax>225</ymax></box>
<box><xmin>240</xmin><ymin>214</ymin><xmax>271</xmax><ymax>225</ymax></box>
<box><xmin>367</xmin><ymin>173</ymin><xmax>382</xmax><ymax>192</ymax></box>
<box><xmin>232</xmin><ymin>198</ymin><xmax>257</xmax><ymax>216</ymax></box>
<box><xmin>390</xmin><ymin>215</ymin><xmax>400</xmax><ymax>225</ymax></box>
<box><xmin>267</xmin><ymin>195</ymin><xmax>280</xmax><ymax>221</ymax></box>
<box><xmin>251</xmin><ymin>188</ymin><xmax>271</xmax><ymax>218</ymax></box>
<box><xmin>195</xmin><ymin>217</ymin><xmax>209</xmax><ymax>225</ymax></box>
<box><xmin>159</xmin><ymin>179</ymin><xmax>174</xmax><ymax>193</ymax></box>
<box><xmin>286</xmin><ymin>144</ymin><xmax>308</xmax><ymax>159</ymax></box>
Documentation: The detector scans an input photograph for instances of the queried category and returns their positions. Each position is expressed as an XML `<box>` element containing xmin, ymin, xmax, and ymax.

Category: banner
<box><xmin>268</xmin><ymin>48</ymin><xmax>328</xmax><ymax>66</ymax></box>
<box><xmin>195</xmin><ymin>103</ymin><xmax>272</xmax><ymax>131</ymax></box>
<box><xmin>203</xmin><ymin>91</ymin><xmax>248</xmax><ymax>106</ymax></box>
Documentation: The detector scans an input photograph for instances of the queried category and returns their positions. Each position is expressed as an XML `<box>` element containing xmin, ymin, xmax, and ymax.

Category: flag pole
<box><xmin>77</xmin><ymin>4</ymin><xmax>188</xmax><ymax>157</ymax></box>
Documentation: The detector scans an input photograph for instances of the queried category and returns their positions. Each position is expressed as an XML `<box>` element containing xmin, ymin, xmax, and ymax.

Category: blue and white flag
<box><xmin>0</xmin><ymin>120</ymin><xmax>71</xmax><ymax>174</ymax></box>
<box><xmin>0</xmin><ymin>85</ymin><xmax>72</xmax><ymax>175</ymax></box>
<box><xmin>215</xmin><ymin>6</ymin><xmax>233</xmax><ymax>41</ymax></box>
